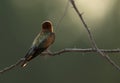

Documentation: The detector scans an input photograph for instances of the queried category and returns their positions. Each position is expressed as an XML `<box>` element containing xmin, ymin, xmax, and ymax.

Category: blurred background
<box><xmin>0</xmin><ymin>0</ymin><xmax>120</xmax><ymax>83</ymax></box>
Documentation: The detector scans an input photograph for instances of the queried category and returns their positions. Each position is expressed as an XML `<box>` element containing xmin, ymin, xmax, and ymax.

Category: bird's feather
<box><xmin>21</xmin><ymin>32</ymin><xmax>55</xmax><ymax>67</ymax></box>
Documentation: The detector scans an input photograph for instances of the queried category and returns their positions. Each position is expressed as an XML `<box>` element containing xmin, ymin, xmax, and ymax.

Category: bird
<box><xmin>21</xmin><ymin>20</ymin><xmax>55</xmax><ymax>67</ymax></box>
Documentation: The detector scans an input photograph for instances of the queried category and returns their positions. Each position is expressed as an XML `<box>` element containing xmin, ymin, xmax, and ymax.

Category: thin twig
<box><xmin>1</xmin><ymin>48</ymin><xmax>120</xmax><ymax>74</ymax></box>
<box><xmin>0</xmin><ymin>58</ymin><xmax>24</xmax><ymax>74</ymax></box>
<box><xmin>69</xmin><ymin>0</ymin><xmax>120</xmax><ymax>71</ymax></box>
<box><xmin>55</xmin><ymin>0</ymin><xmax>69</xmax><ymax>30</ymax></box>
<box><xmin>41</xmin><ymin>48</ymin><xmax>120</xmax><ymax>56</ymax></box>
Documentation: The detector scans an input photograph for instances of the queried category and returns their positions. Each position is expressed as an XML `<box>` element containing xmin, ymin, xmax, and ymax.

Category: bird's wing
<box><xmin>24</xmin><ymin>32</ymin><xmax>55</xmax><ymax>61</ymax></box>
<box><xmin>21</xmin><ymin>32</ymin><xmax>55</xmax><ymax>67</ymax></box>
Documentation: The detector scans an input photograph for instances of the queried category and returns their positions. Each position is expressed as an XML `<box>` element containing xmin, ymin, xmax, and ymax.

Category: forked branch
<box><xmin>1</xmin><ymin>48</ymin><xmax>120</xmax><ymax>74</ymax></box>
<box><xmin>69</xmin><ymin>0</ymin><xmax>120</xmax><ymax>71</ymax></box>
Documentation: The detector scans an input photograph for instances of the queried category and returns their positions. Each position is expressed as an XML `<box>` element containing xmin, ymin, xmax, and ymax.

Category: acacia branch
<box><xmin>0</xmin><ymin>48</ymin><xmax>120</xmax><ymax>74</ymax></box>
<box><xmin>69</xmin><ymin>0</ymin><xmax>120</xmax><ymax>71</ymax></box>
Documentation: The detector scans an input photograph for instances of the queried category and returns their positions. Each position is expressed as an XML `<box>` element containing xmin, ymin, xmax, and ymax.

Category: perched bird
<box><xmin>21</xmin><ymin>21</ymin><xmax>55</xmax><ymax>67</ymax></box>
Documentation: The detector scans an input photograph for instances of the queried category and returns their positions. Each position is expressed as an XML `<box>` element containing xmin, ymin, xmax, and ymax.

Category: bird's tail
<box><xmin>21</xmin><ymin>60</ymin><xmax>28</xmax><ymax>67</ymax></box>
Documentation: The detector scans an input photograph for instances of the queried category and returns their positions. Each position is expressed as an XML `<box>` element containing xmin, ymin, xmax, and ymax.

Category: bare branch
<box><xmin>0</xmin><ymin>58</ymin><xmax>24</xmax><ymax>74</ymax></box>
<box><xmin>0</xmin><ymin>48</ymin><xmax>120</xmax><ymax>74</ymax></box>
<box><xmin>69</xmin><ymin>0</ymin><xmax>120</xmax><ymax>71</ymax></box>
<box><xmin>41</xmin><ymin>48</ymin><xmax>120</xmax><ymax>56</ymax></box>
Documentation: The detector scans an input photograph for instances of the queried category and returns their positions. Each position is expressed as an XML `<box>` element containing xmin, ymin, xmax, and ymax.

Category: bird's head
<box><xmin>42</xmin><ymin>21</ymin><xmax>53</xmax><ymax>32</ymax></box>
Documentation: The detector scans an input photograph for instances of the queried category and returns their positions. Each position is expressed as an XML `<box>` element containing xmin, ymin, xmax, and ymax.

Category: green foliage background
<box><xmin>0</xmin><ymin>0</ymin><xmax>120</xmax><ymax>83</ymax></box>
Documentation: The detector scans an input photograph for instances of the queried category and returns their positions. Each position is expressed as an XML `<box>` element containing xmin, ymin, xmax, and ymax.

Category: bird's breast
<box><xmin>43</xmin><ymin>33</ymin><xmax>55</xmax><ymax>48</ymax></box>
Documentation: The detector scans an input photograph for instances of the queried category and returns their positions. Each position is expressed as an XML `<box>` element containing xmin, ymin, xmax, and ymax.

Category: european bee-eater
<box><xmin>21</xmin><ymin>21</ymin><xmax>55</xmax><ymax>67</ymax></box>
